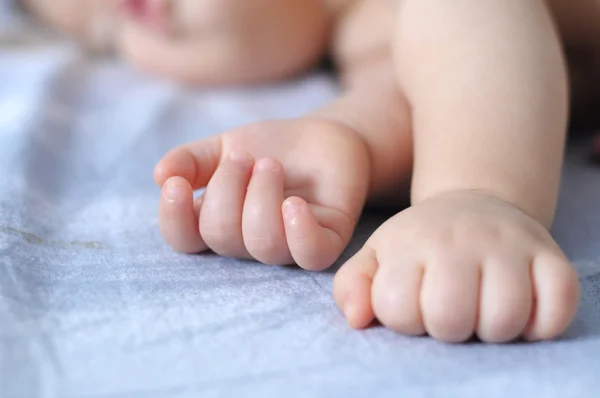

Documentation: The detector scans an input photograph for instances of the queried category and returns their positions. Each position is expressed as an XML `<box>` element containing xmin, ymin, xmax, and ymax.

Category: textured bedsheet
<box><xmin>1</xmin><ymin>11</ymin><xmax>600</xmax><ymax>398</ymax></box>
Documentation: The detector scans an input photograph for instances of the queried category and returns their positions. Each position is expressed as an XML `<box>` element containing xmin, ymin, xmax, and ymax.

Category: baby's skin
<box><xmin>27</xmin><ymin>0</ymin><xmax>600</xmax><ymax>342</ymax></box>
<box><xmin>20</xmin><ymin>0</ymin><xmax>330</xmax><ymax>84</ymax></box>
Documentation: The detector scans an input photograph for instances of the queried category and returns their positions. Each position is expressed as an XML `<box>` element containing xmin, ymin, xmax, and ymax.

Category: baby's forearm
<box><xmin>311</xmin><ymin>56</ymin><xmax>413</xmax><ymax>202</ymax></box>
<box><xmin>306</xmin><ymin>0</ymin><xmax>414</xmax><ymax>202</ymax></box>
<box><xmin>396</xmin><ymin>0</ymin><xmax>568</xmax><ymax>227</ymax></box>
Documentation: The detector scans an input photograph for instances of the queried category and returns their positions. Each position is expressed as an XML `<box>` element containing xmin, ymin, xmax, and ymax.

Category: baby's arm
<box><xmin>334</xmin><ymin>0</ymin><xmax>578</xmax><ymax>343</ymax></box>
<box><xmin>154</xmin><ymin>0</ymin><xmax>415</xmax><ymax>267</ymax></box>
<box><xmin>395</xmin><ymin>0</ymin><xmax>568</xmax><ymax>226</ymax></box>
<box><xmin>311</xmin><ymin>0</ymin><xmax>414</xmax><ymax>202</ymax></box>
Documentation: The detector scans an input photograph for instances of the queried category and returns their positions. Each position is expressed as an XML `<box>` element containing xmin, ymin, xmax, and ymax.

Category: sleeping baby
<box><xmin>23</xmin><ymin>0</ymin><xmax>600</xmax><ymax>343</ymax></box>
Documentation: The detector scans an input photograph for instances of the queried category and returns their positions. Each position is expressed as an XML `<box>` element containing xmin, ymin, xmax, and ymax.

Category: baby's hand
<box><xmin>154</xmin><ymin>118</ymin><xmax>370</xmax><ymax>270</ymax></box>
<box><xmin>334</xmin><ymin>191</ymin><xmax>580</xmax><ymax>342</ymax></box>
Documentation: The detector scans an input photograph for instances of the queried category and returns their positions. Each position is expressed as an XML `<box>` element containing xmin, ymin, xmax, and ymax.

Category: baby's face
<box><xmin>22</xmin><ymin>0</ymin><xmax>251</xmax><ymax>79</ymax></box>
<box><xmin>22</xmin><ymin>0</ymin><xmax>227</xmax><ymax>50</ymax></box>
<box><xmin>23</xmin><ymin>0</ymin><xmax>330</xmax><ymax>84</ymax></box>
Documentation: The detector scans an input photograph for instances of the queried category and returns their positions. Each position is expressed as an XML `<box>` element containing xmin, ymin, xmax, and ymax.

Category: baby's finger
<box><xmin>476</xmin><ymin>257</ymin><xmax>532</xmax><ymax>343</ymax></box>
<box><xmin>283</xmin><ymin>198</ymin><xmax>350</xmax><ymax>271</ymax></box>
<box><xmin>200</xmin><ymin>151</ymin><xmax>254</xmax><ymax>258</ymax></box>
<box><xmin>371</xmin><ymin>256</ymin><xmax>426</xmax><ymax>336</ymax></box>
<box><xmin>333</xmin><ymin>247</ymin><xmax>378</xmax><ymax>329</ymax></box>
<box><xmin>523</xmin><ymin>254</ymin><xmax>579</xmax><ymax>341</ymax></box>
<box><xmin>420</xmin><ymin>258</ymin><xmax>480</xmax><ymax>343</ymax></box>
<box><xmin>159</xmin><ymin>176</ymin><xmax>208</xmax><ymax>253</ymax></box>
<box><xmin>154</xmin><ymin>135</ymin><xmax>222</xmax><ymax>189</ymax></box>
<box><xmin>242</xmin><ymin>158</ymin><xmax>292</xmax><ymax>265</ymax></box>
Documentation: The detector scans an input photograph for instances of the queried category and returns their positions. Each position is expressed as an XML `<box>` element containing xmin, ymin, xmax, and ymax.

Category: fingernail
<box><xmin>163</xmin><ymin>181</ymin><xmax>184</xmax><ymax>202</ymax></box>
<box><xmin>283</xmin><ymin>199</ymin><xmax>302</xmax><ymax>220</ymax></box>
<box><xmin>229</xmin><ymin>151</ymin><xmax>254</xmax><ymax>167</ymax></box>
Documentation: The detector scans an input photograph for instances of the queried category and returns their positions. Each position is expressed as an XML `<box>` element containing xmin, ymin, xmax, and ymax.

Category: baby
<box><xmin>25</xmin><ymin>0</ymin><xmax>600</xmax><ymax>343</ymax></box>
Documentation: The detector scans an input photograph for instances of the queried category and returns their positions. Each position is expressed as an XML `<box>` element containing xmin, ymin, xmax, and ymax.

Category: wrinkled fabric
<box><xmin>1</xmin><ymin>14</ymin><xmax>600</xmax><ymax>398</ymax></box>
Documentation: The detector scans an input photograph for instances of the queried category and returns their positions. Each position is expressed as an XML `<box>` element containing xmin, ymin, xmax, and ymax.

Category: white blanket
<box><xmin>1</xmin><ymin>10</ymin><xmax>600</xmax><ymax>398</ymax></box>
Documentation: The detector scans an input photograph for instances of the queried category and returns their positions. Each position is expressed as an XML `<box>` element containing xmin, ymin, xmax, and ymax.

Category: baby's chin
<box><xmin>115</xmin><ymin>25</ymin><xmax>202</xmax><ymax>83</ymax></box>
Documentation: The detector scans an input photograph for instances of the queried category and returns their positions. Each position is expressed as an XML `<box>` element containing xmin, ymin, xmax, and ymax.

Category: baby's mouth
<box><xmin>120</xmin><ymin>0</ymin><xmax>172</xmax><ymax>34</ymax></box>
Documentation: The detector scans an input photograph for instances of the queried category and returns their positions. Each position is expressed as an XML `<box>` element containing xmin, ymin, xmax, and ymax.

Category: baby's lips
<box><xmin>119</xmin><ymin>0</ymin><xmax>171</xmax><ymax>33</ymax></box>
